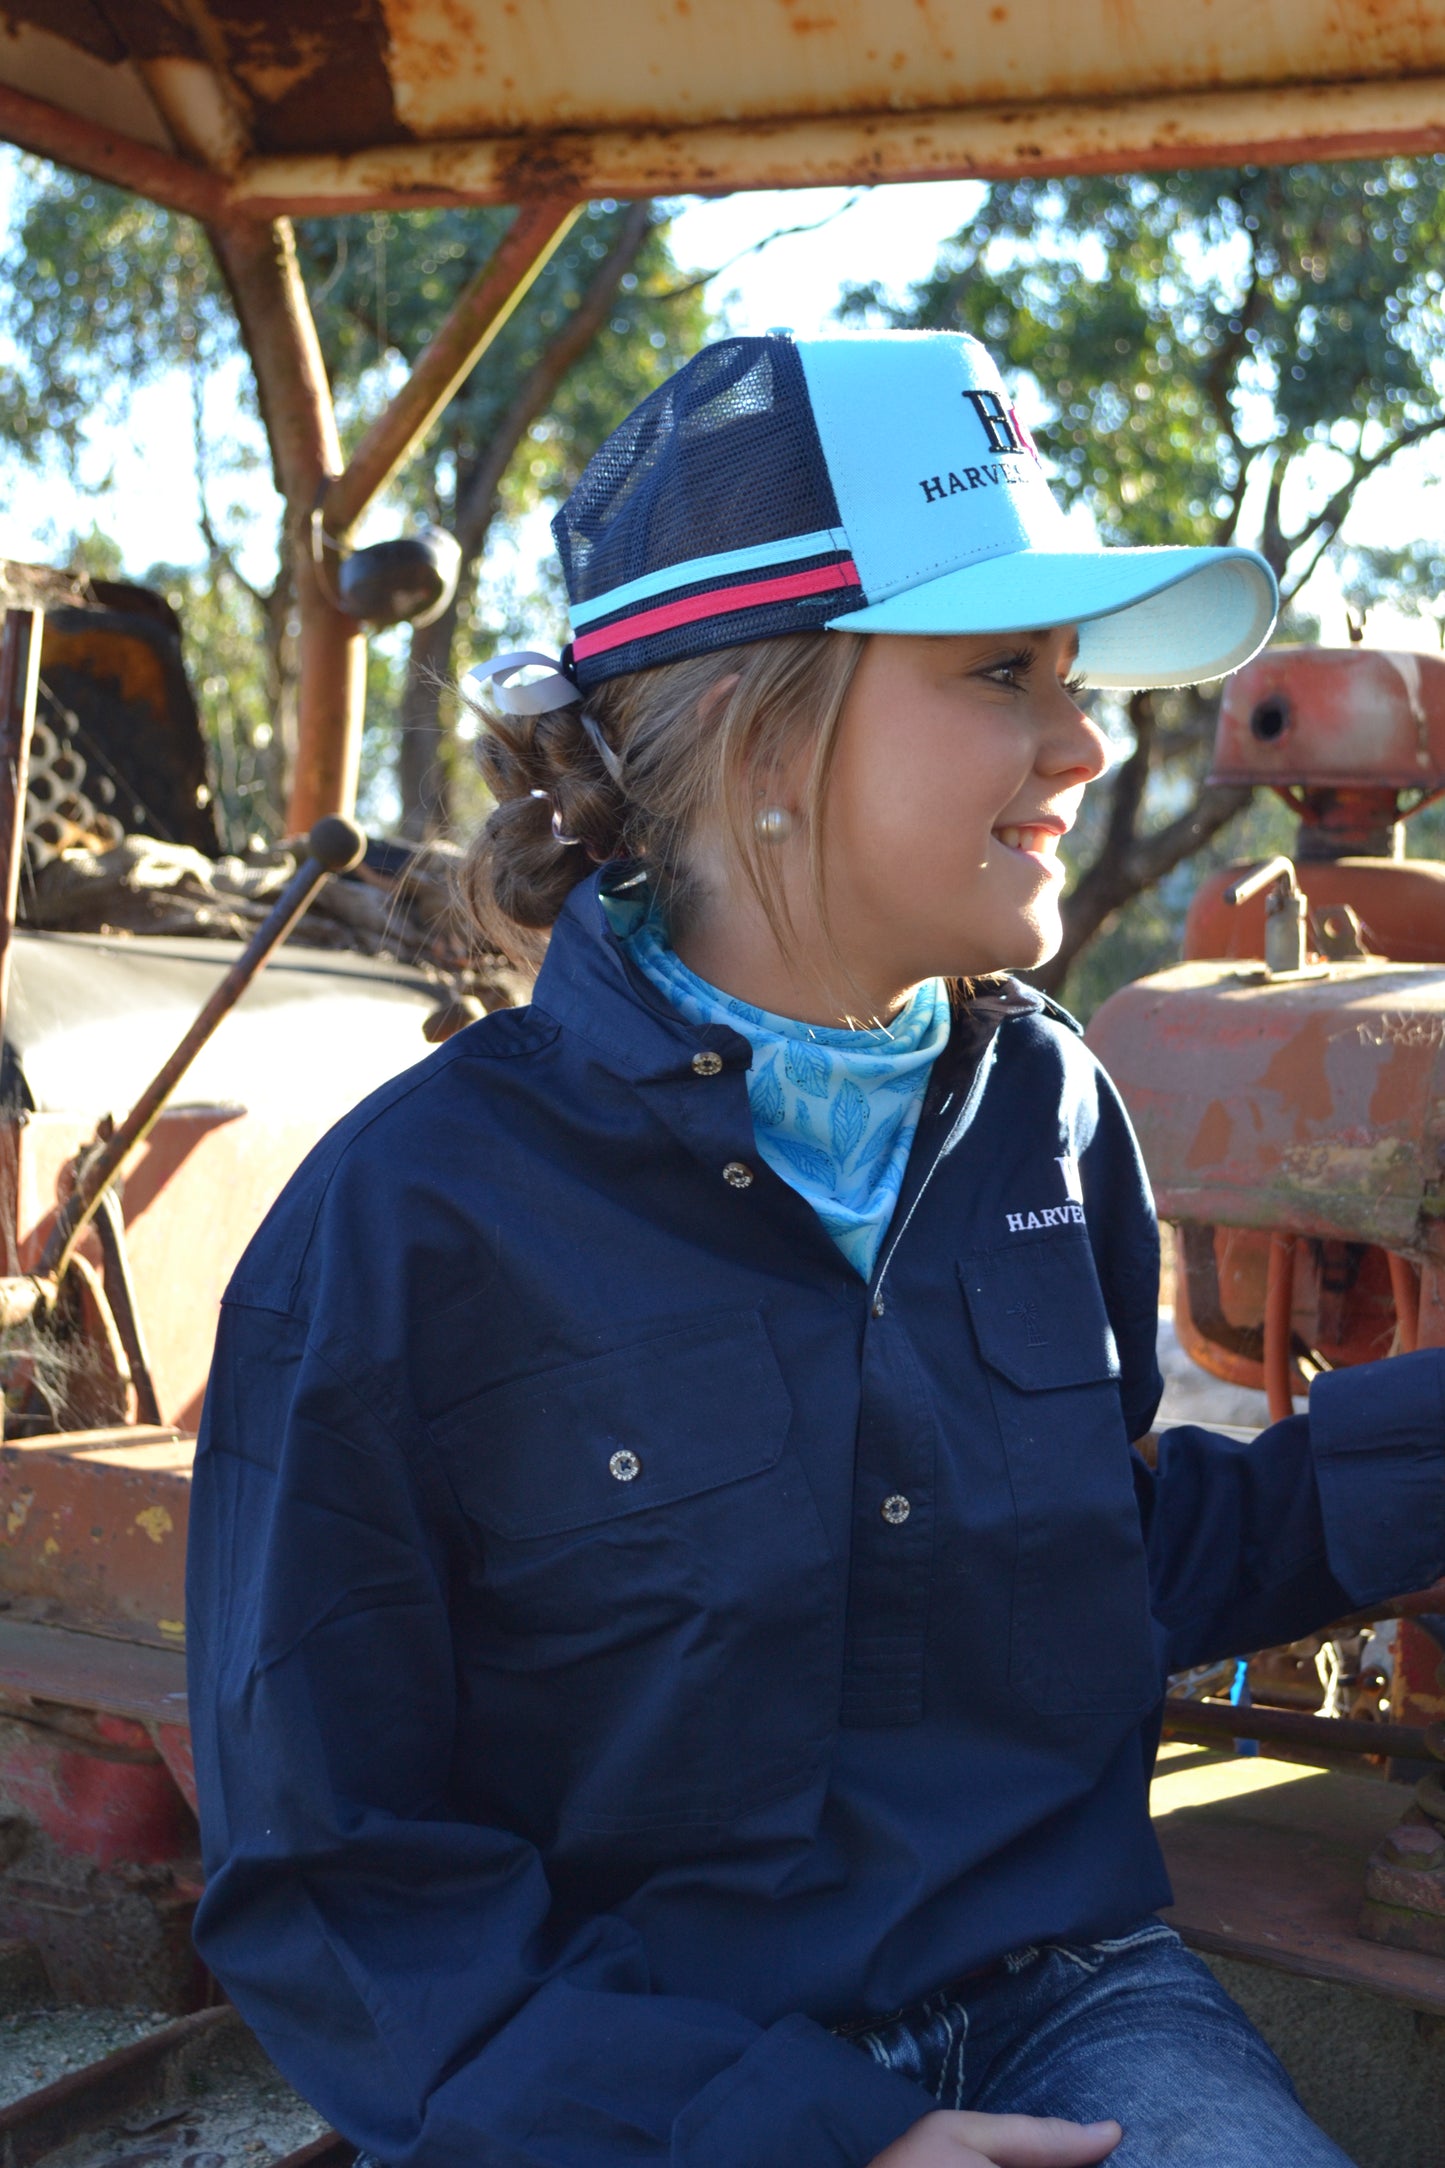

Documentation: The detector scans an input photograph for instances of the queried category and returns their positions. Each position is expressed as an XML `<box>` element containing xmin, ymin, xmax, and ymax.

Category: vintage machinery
<box><xmin>0</xmin><ymin>597</ymin><xmax>467</xmax><ymax>2013</ymax></box>
<box><xmin>1088</xmin><ymin>645</ymin><xmax>1445</xmax><ymax>1967</ymax></box>
<box><xmin>5</xmin><ymin>5</ymin><xmax>1445</xmax><ymax>2159</ymax></box>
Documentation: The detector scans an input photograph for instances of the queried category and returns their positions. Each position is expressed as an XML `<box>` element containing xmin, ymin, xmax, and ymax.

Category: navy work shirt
<box><xmin>187</xmin><ymin>873</ymin><xmax>1445</xmax><ymax>2168</ymax></box>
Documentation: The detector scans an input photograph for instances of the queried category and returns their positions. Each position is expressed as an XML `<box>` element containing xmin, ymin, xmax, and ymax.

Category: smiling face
<box><xmin>811</xmin><ymin>627</ymin><xmax>1109</xmax><ymax>998</ymax></box>
<box><xmin>671</xmin><ymin>624</ymin><xmax>1110</xmax><ymax>1025</ymax></box>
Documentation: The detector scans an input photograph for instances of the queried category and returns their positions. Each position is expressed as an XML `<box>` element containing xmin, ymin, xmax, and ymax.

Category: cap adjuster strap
<box><xmin>466</xmin><ymin>650</ymin><xmax>625</xmax><ymax>784</ymax></box>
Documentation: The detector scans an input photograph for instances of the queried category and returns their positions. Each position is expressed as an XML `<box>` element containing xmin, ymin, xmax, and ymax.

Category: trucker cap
<box><xmin>553</xmin><ymin>331</ymin><xmax>1278</xmax><ymax>694</ymax></box>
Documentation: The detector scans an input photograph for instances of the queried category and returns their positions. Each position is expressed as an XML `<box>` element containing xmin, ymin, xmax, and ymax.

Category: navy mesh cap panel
<box><xmin>552</xmin><ymin>337</ymin><xmax>866</xmax><ymax>689</ymax></box>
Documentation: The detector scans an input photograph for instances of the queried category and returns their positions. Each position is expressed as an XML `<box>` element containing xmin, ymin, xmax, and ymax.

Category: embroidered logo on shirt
<box><xmin>1004</xmin><ymin>1153</ymin><xmax>1084</xmax><ymax>1234</ymax></box>
<box><xmin>1006</xmin><ymin>1203</ymin><xmax>1085</xmax><ymax>1233</ymax></box>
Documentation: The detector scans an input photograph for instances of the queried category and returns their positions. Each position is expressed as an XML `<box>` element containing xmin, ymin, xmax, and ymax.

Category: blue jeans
<box><xmin>843</xmin><ymin>1918</ymin><xmax>1354</xmax><ymax>2166</ymax></box>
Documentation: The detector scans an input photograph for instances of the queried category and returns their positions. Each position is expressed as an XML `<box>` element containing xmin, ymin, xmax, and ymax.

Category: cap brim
<box><xmin>825</xmin><ymin>546</ymin><xmax>1278</xmax><ymax>690</ymax></box>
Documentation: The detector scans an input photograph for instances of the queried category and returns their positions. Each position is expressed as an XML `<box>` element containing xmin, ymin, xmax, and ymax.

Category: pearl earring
<box><xmin>754</xmin><ymin>806</ymin><xmax>795</xmax><ymax>843</ymax></box>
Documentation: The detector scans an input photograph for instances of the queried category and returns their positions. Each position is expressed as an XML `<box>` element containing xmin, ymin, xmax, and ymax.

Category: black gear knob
<box><xmin>306</xmin><ymin>815</ymin><xmax>367</xmax><ymax>873</ymax></box>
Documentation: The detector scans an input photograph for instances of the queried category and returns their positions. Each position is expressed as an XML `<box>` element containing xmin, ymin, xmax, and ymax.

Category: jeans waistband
<box><xmin>831</xmin><ymin>1954</ymin><xmax>1015</xmax><ymax>2040</ymax></box>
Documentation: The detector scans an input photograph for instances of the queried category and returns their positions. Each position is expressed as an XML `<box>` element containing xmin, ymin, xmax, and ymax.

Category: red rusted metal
<box><xmin>1188</xmin><ymin>858</ymin><xmax>1445</xmax><ymax>967</ymax></box>
<box><xmin>209</xmin><ymin>218</ymin><xmax>363</xmax><ymax>833</ymax></box>
<box><xmin>0</xmin><ymin>80</ymin><xmax>229</xmax><ymax>226</ymax></box>
<box><xmin>1263</xmin><ymin>1231</ymin><xmax>1298</xmax><ymax>1421</ymax></box>
<box><xmin>0</xmin><ymin>1428</ymin><xmax>190</xmax><ymax>1646</ymax></box>
<box><xmin>1211</xmin><ymin>648</ymin><xmax>1445</xmax><ymax>800</ymax></box>
<box><xmin>1388</xmin><ymin>1252</ymin><xmax>1421</xmax><ymax>1353</ymax></box>
<box><xmin>1088</xmin><ymin>961</ymin><xmax>1445</xmax><ymax>1258</ymax></box>
<box><xmin>0</xmin><ymin>1703</ymin><xmax>193</xmax><ymax>1871</ymax></box>
<box><xmin>10</xmin><ymin>4</ymin><xmax>1445</xmax><ymax>218</ymax></box>
<box><xmin>1395</xmin><ymin>1616</ymin><xmax>1445</xmax><ymax>1736</ymax></box>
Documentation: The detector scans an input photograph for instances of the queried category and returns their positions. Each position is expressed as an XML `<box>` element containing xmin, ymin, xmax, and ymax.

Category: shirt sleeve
<box><xmin>1138</xmin><ymin>1349</ymin><xmax>1445</xmax><ymax>1673</ymax></box>
<box><xmin>186</xmin><ymin>1302</ymin><xmax>929</xmax><ymax>2168</ymax></box>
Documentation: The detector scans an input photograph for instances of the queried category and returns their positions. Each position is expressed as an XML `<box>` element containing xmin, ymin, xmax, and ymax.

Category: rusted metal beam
<box><xmin>1162</xmin><ymin>1696</ymin><xmax>1445</xmax><ymax>1765</ymax></box>
<box><xmin>0</xmin><ymin>609</ymin><xmax>40</xmax><ymax>1087</ymax></box>
<box><xmin>0</xmin><ymin>2006</ymin><xmax>234</xmax><ymax>2168</ymax></box>
<box><xmin>210</xmin><ymin>216</ymin><xmax>365</xmax><ymax>833</ymax></box>
<box><xmin>321</xmin><ymin>198</ymin><xmax>581</xmax><ymax>539</ymax></box>
<box><xmin>229</xmin><ymin>76</ymin><xmax>1445</xmax><ymax>218</ymax></box>
<box><xmin>0</xmin><ymin>80</ymin><xmax>227</xmax><ymax>226</ymax></box>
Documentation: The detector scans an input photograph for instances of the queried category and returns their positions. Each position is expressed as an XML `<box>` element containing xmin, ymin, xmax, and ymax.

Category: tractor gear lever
<box><xmin>38</xmin><ymin>816</ymin><xmax>367</xmax><ymax>1292</ymax></box>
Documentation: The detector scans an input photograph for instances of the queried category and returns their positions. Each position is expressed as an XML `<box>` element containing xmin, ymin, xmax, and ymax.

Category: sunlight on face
<box><xmin>817</xmin><ymin>628</ymin><xmax>1110</xmax><ymax>991</ymax></box>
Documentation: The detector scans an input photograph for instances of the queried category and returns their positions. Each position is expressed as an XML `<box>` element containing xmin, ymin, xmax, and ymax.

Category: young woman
<box><xmin>187</xmin><ymin>332</ymin><xmax>1445</xmax><ymax>2168</ymax></box>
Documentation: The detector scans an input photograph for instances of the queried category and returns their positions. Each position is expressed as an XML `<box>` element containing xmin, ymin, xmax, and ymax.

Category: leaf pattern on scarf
<box><xmin>621</xmin><ymin>912</ymin><xmax>951</xmax><ymax>1277</ymax></box>
<box><xmin>750</xmin><ymin>1056</ymin><xmax>785</xmax><ymax>1129</ymax></box>
<box><xmin>859</xmin><ymin>1121</ymin><xmax>910</xmax><ymax>1189</ymax></box>
<box><xmin>784</xmin><ymin>1041</ymin><xmax>831</xmax><ymax>1098</ymax></box>
<box><xmin>771</xmin><ymin>1135</ymin><xmax>837</xmax><ymax>1187</ymax></box>
<box><xmin>830</xmin><ymin>1078</ymin><xmax>870</xmax><ymax>1163</ymax></box>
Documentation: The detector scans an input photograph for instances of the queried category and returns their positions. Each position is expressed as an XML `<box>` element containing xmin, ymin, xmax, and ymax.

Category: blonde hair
<box><xmin>460</xmin><ymin>631</ymin><xmax>867</xmax><ymax>968</ymax></box>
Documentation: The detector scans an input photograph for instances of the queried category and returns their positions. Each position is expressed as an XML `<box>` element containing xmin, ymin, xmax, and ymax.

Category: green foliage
<box><xmin>0</xmin><ymin>161</ymin><xmax>236</xmax><ymax>472</ymax></box>
<box><xmin>0</xmin><ymin>162</ymin><xmax>707</xmax><ymax>834</ymax></box>
<box><xmin>842</xmin><ymin>160</ymin><xmax>1445</xmax><ymax>579</ymax></box>
<box><xmin>295</xmin><ymin>203</ymin><xmax>707</xmax><ymax>528</ymax></box>
<box><xmin>1338</xmin><ymin>537</ymin><xmax>1445</xmax><ymax>644</ymax></box>
<box><xmin>841</xmin><ymin>160</ymin><xmax>1445</xmax><ymax>1009</ymax></box>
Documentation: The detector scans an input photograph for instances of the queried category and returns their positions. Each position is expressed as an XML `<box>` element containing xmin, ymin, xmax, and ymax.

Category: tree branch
<box><xmin>397</xmin><ymin>201</ymin><xmax>659</xmax><ymax>836</ymax></box>
<box><xmin>648</xmin><ymin>192</ymin><xmax>867</xmax><ymax>304</ymax></box>
<box><xmin>1279</xmin><ymin>412</ymin><xmax>1445</xmax><ymax>600</ymax></box>
<box><xmin>189</xmin><ymin>362</ymin><xmax>268</xmax><ymax>609</ymax></box>
<box><xmin>451</xmin><ymin>199</ymin><xmax>656</xmax><ymax>554</ymax></box>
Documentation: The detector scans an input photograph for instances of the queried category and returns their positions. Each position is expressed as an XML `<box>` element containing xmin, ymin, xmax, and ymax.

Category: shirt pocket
<box><xmin>959</xmin><ymin>1236</ymin><xmax>1160</xmax><ymax>1717</ymax></box>
<box><xmin>429</xmin><ymin>1307</ymin><xmax>840</xmax><ymax>1841</ymax></box>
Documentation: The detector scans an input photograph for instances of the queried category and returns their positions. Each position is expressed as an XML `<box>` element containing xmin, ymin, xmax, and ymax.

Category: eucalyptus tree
<box><xmin>844</xmin><ymin>159</ymin><xmax>1445</xmax><ymax>1000</ymax></box>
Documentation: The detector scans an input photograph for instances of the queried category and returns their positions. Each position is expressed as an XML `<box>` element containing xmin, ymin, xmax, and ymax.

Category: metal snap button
<box><xmin>608</xmin><ymin>1449</ymin><xmax>641</xmax><ymax>1482</ymax></box>
<box><xmin>723</xmin><ymin>1160</ymin><xmax>754</xmax><ymax>1188</ymax></box>
<box><xmin>691</xmin><ymin>1050</ymin><xmax>724</xmax><ymax>1077</ymax></box>
<box><xmin>880</xmin><ymin>1494</ymin><xmax>911</xmax><ymax>1525</ymax></box>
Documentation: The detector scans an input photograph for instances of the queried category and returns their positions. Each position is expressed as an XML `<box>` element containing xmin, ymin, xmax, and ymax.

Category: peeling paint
<box><xmin>9</xmin><ymin>0</ymin><xmax>1445</xmax><ymax>213</ymax></box>
<box><xmin>134</xmin><ymin>1504</ymin><xmax>174</xmax><ymax>1544</ymax></box>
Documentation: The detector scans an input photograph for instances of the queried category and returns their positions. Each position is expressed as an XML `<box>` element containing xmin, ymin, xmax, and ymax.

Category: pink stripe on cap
<box><xmin>572</xmin><ymin>560</ymin><xmax>861</xmax><ymax>661</ymax></box>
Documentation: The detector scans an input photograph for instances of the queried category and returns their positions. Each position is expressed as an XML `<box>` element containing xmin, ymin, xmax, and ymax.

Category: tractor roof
<box><xmin>1</xmin><ymin>1</ymin><xmax>1444</xmax><ymax>221</ymax></box>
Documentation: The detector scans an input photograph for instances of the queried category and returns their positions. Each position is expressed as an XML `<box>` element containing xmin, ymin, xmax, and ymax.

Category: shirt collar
<box><xmin>531</xmin><ymin>866</ymin><xmax>1052</xmax><ymax>1086</ymax></box>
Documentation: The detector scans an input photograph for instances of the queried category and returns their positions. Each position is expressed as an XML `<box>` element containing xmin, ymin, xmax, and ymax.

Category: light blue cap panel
<box><xmin>794</xmin><ymin>331</ymin><xmax>1070</xmax><ymax>600</ymax></box>
<box><xmin>793</xmin><ymin>330</ymin><xmax>1279</xmax><ymax>688</ymax></box>
<box><xmin>827</xmin><ymin>545</ymin><xmax>1279</xmax><ymax>689</ymax></box>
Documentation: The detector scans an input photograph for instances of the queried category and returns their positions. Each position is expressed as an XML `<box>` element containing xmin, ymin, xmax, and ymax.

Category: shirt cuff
<box><xmin>672</xmin><ymin>2012</ymin><xmax>930</xmax><ymax>2168</ymax></box>
<box><xmin>1311</xmin><ymin>1348</ymin><xmax>1445</xmax><ymax>1607</ymax></box>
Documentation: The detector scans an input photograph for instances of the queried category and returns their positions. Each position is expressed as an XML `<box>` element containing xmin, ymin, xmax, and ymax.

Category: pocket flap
<box><xmin>431</xmin><ymin>1308</ymin><xmax>793</xmax><ymax>1538</ymax></box>
<box><xmin>960</xmin><ymin>1235</ymin><xmax>1120</xmax><ymax>1391</ymax></box>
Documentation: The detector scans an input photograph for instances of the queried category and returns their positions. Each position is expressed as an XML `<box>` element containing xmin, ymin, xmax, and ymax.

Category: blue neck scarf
<box><xmin>624</xmin><ymin>915</ymin><xmax>951</xmax><ymax>1280</ymax></box>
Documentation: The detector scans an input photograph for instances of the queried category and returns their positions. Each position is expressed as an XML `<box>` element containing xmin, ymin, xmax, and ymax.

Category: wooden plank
<box><xmin>1153</xmin><ymin>1745</ymin><xmax>1445</xmax><ymax>2016</ymax></box>
<box><xmin>0</xmin><ymin>1618</ymin><xmax>186</xmax><ymax>1726</ymax></box>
